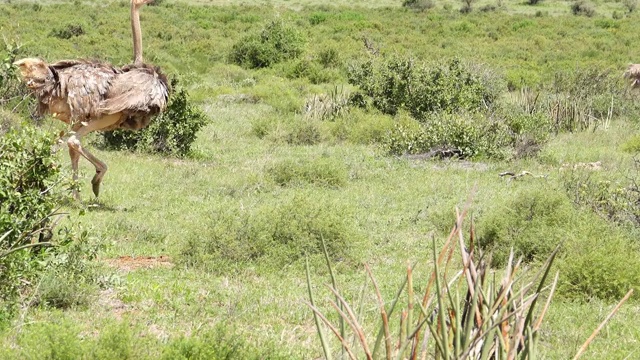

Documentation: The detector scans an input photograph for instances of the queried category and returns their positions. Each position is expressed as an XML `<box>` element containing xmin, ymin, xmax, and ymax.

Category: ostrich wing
<box><xmin>99</xmin><ymin>65</ymin><xmax>169</xmax><ymax>116</ymax></box>
<box><xmin>50</xmin><ymin>60</ymin><xmax>120</xmax><ymax>120</ymax></box>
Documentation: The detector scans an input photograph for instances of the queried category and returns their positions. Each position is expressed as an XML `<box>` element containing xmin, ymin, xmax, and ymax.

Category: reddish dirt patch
<box><xmin>104</xmin><ymin>255</ymin><xmax>174</xmax><ymax>272</ymax></box>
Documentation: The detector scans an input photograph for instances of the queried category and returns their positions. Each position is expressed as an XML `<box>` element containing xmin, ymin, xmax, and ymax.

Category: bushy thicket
<box><xmin>0</xmin><ymin>122</ymin><xmax>60</xmax><ymax>323</ymax></box>
<box><xmin>0</xmin><ymin>120</ymin><xmax>103</xmax><ymax>323</ymax></box>
<box><xmin>478</xmin><ymin>184</ymin><xmax>640</xmax><ymax>301</ymax></box>
<box><xmin>100</xmin><ymin>79</ymin><xmax>207</xmax><ymax>156</ymax></box>
<box><xmin>348</xmin><ymin>57</ymin><xmax>501</xmax><ymax>118</ymax></box>
<box><xmin>230</xmin><ymin>19</ymin><xmax>306</xmax><ymax>69</ymax></box>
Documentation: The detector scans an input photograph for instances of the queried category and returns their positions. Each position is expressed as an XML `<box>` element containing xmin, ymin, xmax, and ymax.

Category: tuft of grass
<box><xmin>266</xmin><ymin>157</ymin><xmax>348</xmax><ymax>188</ymax></box>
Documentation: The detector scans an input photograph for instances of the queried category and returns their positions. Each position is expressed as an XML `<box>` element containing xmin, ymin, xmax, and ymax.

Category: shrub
<box><xmin>329</xmin><ymin>107</ymin><xmax>395</xmax><ymax>144</ymax></box>
<box><xmin>348</xmin><ymin>57</ymin><xmax>503</xmax><ymax>119</ymax></box>
<box><xmin>49</xmin><ymin>23</ymin><xmax>86</xmax><ymax>39</ymax></box>
<box><xmin>34</xmin><ymin>228</ymin><xmax>103</xmax><ymax>309</ymax></box>
<box><xmin>402</xmin><ymin>0</ymin><xmax>436</xmax><ymax>11</ymax></box>
<box><xmin>0</xmin><ymin>122</ymin><xmax>101</xmax><ymax>322</ymax></box>
<box><xmin>478</xmin><ymin>186</ymin><xmax>573</xmax><ymax>266</ymax></box>
<box><xmin>557</xmin><ymin>234</ymin><xmax>640</xmax><ymax>301</ymax></box>
<box><xmin>562</xmin><ymin>164</ymin><xmax>640</xmax><ymax>229</ymax></box>
<box><xmin>99</xmin><ymin>78</ymin><xmax>207</xmax><ymax>156</ymax></box>
<box><xmin>382</xmin><ymin>111</ymin><xmax>512</xmax><ymax>158</ymax></box>
<box><xmin>229</xmin><ymin>19</ymin><xmax>306</xmax><ymax>69</ymax></box>
<box><xmin>478</xmin><ymin>183</ymin><xmax>640</xmax><ymax>301</ymax></box>
<box><xmin>179</xmin><ymin>195</ymin><xmax>360</xmax><ymax>273</ymax></box>
<box><xmin>621</xmin><ymin>135</ymin><xmax>640</xmax><ymax>153</ymax></box>
<box><xmin>571</xmin><ymin>0</ymin><xmax>596</xmax><ymax>17</ymax></box>
<box><xmin>623</xmin><ymin>0</ymin><xmax>637</xmax><ymax>13</ymax></box>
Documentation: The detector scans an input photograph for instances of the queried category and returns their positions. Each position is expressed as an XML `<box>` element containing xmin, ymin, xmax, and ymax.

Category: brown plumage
<box><xmin>13</xmin><ymin>0</ymin><xmax>169</xmax><ymax>200</ymax></box>
<box><xmin>624</xmin><ymin>64</ymin><xmax>640</xmax><ymax>88</ymax></box>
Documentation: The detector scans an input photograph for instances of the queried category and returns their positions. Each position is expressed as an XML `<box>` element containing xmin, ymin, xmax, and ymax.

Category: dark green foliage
<box><xmin>0</xmin><ymin>122</ymin><xmax>103</xmax><ymax>322</ymax></box>
<box><xmin>49</xmin><ymin>23</ymin><xmax>86</xmax><ymax>39</ymax></box>
<box><xmin>0</xmin><ymin>124</ymin><xmax>60</xmax><ymax>249</ymax></box>
<box><xmin>230</xmin><ymin>19</ymin><xmax>306</xmax><ymax>69</ymax></box>
<box><xmin>402</xmin><ymin>0</ymin><xmax>436</xmax><ymax>11</ymax></box>
<box><xmin>571</xmin><ymin>0</ymin><xmax>596</xmax><ymax>17</ymax></box>
<box><xmin>348</xmin><ymin>57</ymin><xmax>501</xmax><ymax>119</ymax></box>
<box><xmin>100</xmin><ymin>79</ymin><xmax>207</xmax><ymax>156</ymax></box>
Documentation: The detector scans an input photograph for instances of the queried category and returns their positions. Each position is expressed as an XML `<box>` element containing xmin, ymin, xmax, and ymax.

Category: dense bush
<box><xmin>0</xmin><ymin>120</ymin><xmax>98</xmax><ymax>323</ymax></box>
<box><xmin>402</xmin><ymin>0</ymin><xmax>436</xmax><ymax>11</ymax></box>
<box><xmin>348</xmin><ymin>57</ymin><xmax>502</xmax><ymax>119</ymax></box>
<box><xmin>477</xmin><ymin>184</ymin><xmax>640</xmax><ymax>301</ymax></box>
<box><xmin>100</xmin><ymin>78</ymin><xmax>207</xmax><ymax>156</ymax></box>
<box><xmin>571</xmin><ymin>0</ymin><xmax>596</xmax><ymax>16</ymax></box>
<box><xmin>229</xmin><ymin>19</ymin><xmax>306</xmax><ymax>69</ymax></box>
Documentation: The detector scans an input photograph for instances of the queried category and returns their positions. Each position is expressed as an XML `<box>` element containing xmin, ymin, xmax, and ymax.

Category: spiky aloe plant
<box><xmin>306</xmin><ymin>202</ymin><xmax>633</xmax><ymax>359</ymax></box>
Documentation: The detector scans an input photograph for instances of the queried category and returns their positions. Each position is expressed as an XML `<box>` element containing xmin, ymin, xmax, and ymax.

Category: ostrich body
<box><xmin>13</xmin><ymin>0</ymin><xmax>168</xmax><ymax>200</ymax></box>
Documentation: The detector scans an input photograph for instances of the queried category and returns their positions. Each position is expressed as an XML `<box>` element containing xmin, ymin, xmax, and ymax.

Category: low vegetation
<box><xmin>1</xmin><ymin>0</ymin><xmax>639</xmax><ymax>358</ymax></box>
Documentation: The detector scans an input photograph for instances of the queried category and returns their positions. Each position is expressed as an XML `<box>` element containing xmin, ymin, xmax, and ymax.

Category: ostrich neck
<box><xmin>131</xmin><ymin>3</ymin><xmax>143</xmax><ymax>65</ymax></box>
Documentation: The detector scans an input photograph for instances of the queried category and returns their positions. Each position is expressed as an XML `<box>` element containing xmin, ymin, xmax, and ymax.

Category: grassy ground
<box><xmin>2</xmin><ymin>0</ymin><xmax>640</xmax><ymax>358</ymax></box>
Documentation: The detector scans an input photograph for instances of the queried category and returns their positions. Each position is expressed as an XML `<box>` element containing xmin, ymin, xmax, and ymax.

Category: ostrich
<box><xmin>624</xmin><ymin>64</ymin><xmax>640</xmax><ymax>88</ymax></box>
<box><xmin>13</xmin><ymin>0</ymin><xmax>169</xmax><ymax>200</ymax></box>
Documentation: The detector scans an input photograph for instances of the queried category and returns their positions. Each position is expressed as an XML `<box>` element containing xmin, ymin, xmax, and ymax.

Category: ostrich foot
<box><xmin>91</xmin><ymin>171</ymin><xmax>104</xmax><ymax>197</ymax></box>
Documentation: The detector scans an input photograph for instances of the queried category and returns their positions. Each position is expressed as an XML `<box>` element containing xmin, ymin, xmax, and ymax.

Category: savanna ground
<box><xmin>1</xmin><ymin>0</ymin><xmax>640</xmax><ymax>358</ymax></box>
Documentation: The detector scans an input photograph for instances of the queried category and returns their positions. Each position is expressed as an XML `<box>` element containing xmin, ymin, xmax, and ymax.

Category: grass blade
<box><xmin>306</xmin><ymin>257</ymin><xmax>332</xmax><ymax>360</ymax></box>
<box><xmin>572</xmin><ymin>289</ymin><xmax>634</xmax><ymax>360</ymax></box>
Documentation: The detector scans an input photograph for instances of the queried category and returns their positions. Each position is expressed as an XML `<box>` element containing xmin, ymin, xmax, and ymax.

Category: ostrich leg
<box><xmin>66</xmin><ymin>114</ymin><xmax>121</xmax><ymax>199</ymax></box>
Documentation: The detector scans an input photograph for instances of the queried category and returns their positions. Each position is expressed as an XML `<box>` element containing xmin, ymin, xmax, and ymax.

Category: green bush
<box><xmin>571</xmin><ymin>0</ymin><xmax>596</xmax><ymax>17</ymax></box>
<box><xmin>478</xmin><ymin>186</ymin><xmax>573</xmax><ymax>266</ymax></box>
<box><xmin>478</xmin><ymin>184</ymin><xmax>640</xmax><ymax>301</ymax></box>
<box><xmin>266</xmin><ymin>157</ymin><xmax>348</xmax><ymax>188</ymax></box>
<box><xmin>49</xmin><ymin>23</ymin><xmax>86</xmax><ymax>39</ymax></box>
<box><xmin>402</xmin><ymin>0</ymin><xmax>436</xmax><ymax>11</ymax></box>
<box><xmin>229</xmin><ymin>19</ymin><xmax>306</xmax><ymax>69</ymax></box>
<box><xmin>179</xmin><ymin>195</ymin><xmax>360</xmax><ymax>273</ymax></box>
<box><xmin>348</xmin><ymin>57</ymin><xmax>503</xmax><ymax>119</ymax></box>
<box><xmin>557</xmin><ymin>234</ymin><xmax>640</xmax><ymax>301</ymax></box>
<box><xmin>100</xmin><ymin>78</ymin><xmax>207</xmax><ymax>156</ymax></box>
<box><xmin>381</xmin><ymin>111</ymin><xmax>512</xmax><ymax>158</ymax></box>
<box><xmin>562</xmin><ymin>166</ymin><xmax>640</xmax><ymax>229</ymax></box>
<box><xmin>329</xmin><ymin>107</ymin><xmax>395</xmax><ymax>144</ymax></box>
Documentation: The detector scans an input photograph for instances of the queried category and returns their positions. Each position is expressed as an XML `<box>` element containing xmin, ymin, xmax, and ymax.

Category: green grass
<box><xmin>2</xmin><ymin>0</ymin><xmax>640</xmax><ymax>358</ymax></box>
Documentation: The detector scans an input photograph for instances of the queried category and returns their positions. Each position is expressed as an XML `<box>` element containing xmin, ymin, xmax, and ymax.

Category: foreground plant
<box><xmin>306</xmin><ymin>201</ymin><xmax>633</xmax><ymax>359</ymax></box>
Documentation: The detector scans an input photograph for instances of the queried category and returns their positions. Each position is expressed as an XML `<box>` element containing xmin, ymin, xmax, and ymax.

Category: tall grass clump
<box><xmin>307</xmin><ymin>202</ymin><xmax>633</xmax><ymax>359</ymax></box>
<box><xmin>266</xmin><ymin>157</ymin><xmax>348</xmax><ymax>188</ymax></box>
<box><xmin>230</xmin><ymin>19</ymin><xmax>306</xmax><ymax>69</ymax></box>
<box><xmin>100</xmin><ymin>78</ymin><xmax>207</xmax><ymax>157</ymax></box>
